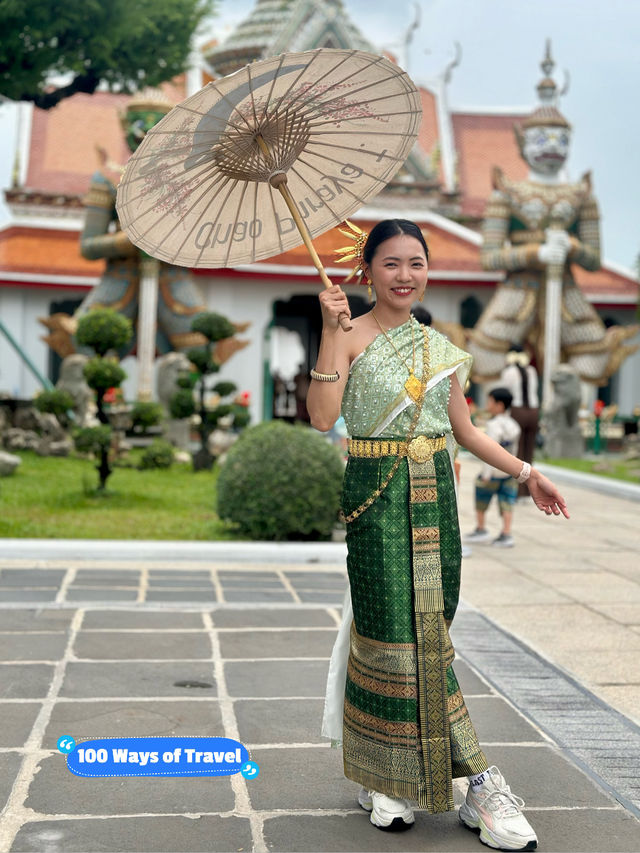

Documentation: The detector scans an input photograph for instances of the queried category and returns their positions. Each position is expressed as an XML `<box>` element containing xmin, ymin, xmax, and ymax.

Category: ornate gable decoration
<box><xmin>205</xmin><ymin>0</ymin><xmax>375</xmax><ymax>77</ymax></box>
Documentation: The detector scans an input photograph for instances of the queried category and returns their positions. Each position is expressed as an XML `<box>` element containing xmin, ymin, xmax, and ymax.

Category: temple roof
<box><xmin>0</xmin><ymin>226</ymin><xmax>103</xmax><ymax>283</ymax></box>
<box><xmin>452</xmin><ymin>111</ymin><xmax>529</xmax><ymax>219</ymax></box>
<box><xmin>205</xmin><ymin>0</ymin><xmax>375</xmax><ymax>77</ymax></box>
<box><xmin>2</xmin><ymin>5</ymin><xmax>638</xmax><ymax>306</ymax></box>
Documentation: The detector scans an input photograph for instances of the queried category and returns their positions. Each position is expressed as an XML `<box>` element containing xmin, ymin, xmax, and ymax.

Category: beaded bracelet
<box><xmin>516</xmin><ymin>461</ymin><xmax>532</xmax><ymax>483</ymax></box>
<box><xmin>310</xmin><ymin>368</ymin><xmax>340</xmax><ymax>382</ymax></box>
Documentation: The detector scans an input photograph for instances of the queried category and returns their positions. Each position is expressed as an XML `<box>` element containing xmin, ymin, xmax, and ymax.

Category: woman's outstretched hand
<box><xmin>527</xmin><ymin>471</ymin><xmax>570</xmax><ymax>518</ymax></box>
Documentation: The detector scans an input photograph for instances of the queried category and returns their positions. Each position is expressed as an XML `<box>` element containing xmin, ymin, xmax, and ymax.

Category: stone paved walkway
<box><xmin>0</xmin><ymin>461</ymin><xmax>639</xmax><ymax>852</ymax></box>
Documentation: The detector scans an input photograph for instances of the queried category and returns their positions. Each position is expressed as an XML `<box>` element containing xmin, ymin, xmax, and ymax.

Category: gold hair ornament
<box><xmin>334</xmin><ymin>220</ymin><xmax>369</xmax><ymax>284</ymax></box>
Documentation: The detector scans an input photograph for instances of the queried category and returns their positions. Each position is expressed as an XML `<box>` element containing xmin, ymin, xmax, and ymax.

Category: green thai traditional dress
<box><xmin>322</xmin><ymin>317</ymin><xmax>488</xmax><ymax>813</ymax></box>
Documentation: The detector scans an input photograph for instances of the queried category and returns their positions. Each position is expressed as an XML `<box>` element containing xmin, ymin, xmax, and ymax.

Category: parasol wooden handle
<box><xmin>257</xmin><ymin>136</ymin><xmax>352</xmax><ymax>332</ymax></box>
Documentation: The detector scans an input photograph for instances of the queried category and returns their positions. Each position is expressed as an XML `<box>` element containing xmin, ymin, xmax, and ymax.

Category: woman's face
<box><xmin>364</xmin><ymin>234</ymin><xmax>428</xmax><ymax>309</ymax></box>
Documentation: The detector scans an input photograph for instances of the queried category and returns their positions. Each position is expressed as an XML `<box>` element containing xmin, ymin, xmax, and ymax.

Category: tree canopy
<box><xmin>0</xmin><ymin>0</ymin><xmax>215</xmax><ymax>110</ymax></box>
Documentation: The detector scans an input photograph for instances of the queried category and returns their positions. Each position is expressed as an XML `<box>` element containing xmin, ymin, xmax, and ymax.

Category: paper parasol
<box><xmin>116</xmin><ymin>48</ymin><xmax>422</xmax><ymax>330</ymax></box>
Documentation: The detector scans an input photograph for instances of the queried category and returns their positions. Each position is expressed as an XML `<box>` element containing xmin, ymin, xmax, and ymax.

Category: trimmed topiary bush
<box><xmin>130</xmin><ymin>401</ymin><xmax>163</xmax><ymax>432</ymax></box>
<box><xmin>191</xmin><ymin>313</ymin><xmax>235</xmax><ymax>342</ymax></box>
<box><xmin>139</xmin><ymin>439</ymin><xmax>175</xmax><ymax>470</ymax></box>
<box><xmin>76</xmin><ymin>308</ymin><xmax>132</xmax><ymax>356</ymax></box>
<box><xmin>75</xmin><ymin>309</ymin><xmax>132</xmax><ymax>491</ymax></box>
<box><xmin>34</xmin><ymin>389</ymin><xmax>75</xmax><ymax>418</ymax></box>
<box><xmin>216</xmin><ymin>421</ymin><xmax>344</xmax><ymax>541</ymax></box>
<box><xmin>83</xmin><ymin>357</ymin><xmax>126</xmax><ymax>391</ymax></box>
<box><xmin>74</xmin><ymin>425</ymin><xmax>112</xmax><ymax>456</ymax></box>
<box><xmin>169</xmin><ymin>388</ymin><xmax>196</xmax><ymax>420</ymax></box>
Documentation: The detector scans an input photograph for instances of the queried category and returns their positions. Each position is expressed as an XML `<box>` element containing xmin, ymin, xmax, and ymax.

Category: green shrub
<box><xmin>216</xmin><ymin>421</ymin><xmax>344</xmax><ymax>541</ymax></box>
<box><xmin>177</xmin><ymin>374</ymin><xmax>196</xmax><ymax>390</ymax></box>
<box><xmin>205</xmin><ymin>403</ymin><xmax>232</xmax><ymax>425</ymax></box>
<box><xmin>186</xmin><ymin>348</ymin><xmax>218</xmax><ymax>375</ymax></box>
<box><xmin>74</xmin><ymin>425</ymin><xmax>112</xmax><ymax>455</ymax></box>
<box><xmin>83</xmin><ymin>357</ymin><xmax>126</xmax><ymax>391</ymax></box>
<box><xmin>34</xmin><ymin>389</ymin><xmax>75</xmax><ymax>417</ymax></box>
<box><xmin>130</xmin><ymin>401</ymin><xmax>163</xmax><ymax>431</ymax></box>
<box><xmin>169</xmin><ymin>388</ymin><xmax>196</xmax><ymax>419</ymax></box>
<box><xmin>213</xmin><ymin>381</ymin><xmax>237</xmax><ymax>397</ymax></box>
<box><xmin>139</xmin><ymin>440</ymin><xmax>175</xmax><ymax>470</ymax></box>
<box><xmin>230</xmin><ymin>403</ymin><xmax>250</xmax><ymax>429</ymax></box>
<box><xmin>192</xmin><ymin>312</ymin><xmax>235</xmax><ymax>342</ymax></box>
<box><xmin>76</xmin><ymin>308</ymin><xmax>132</xmax><ymax>356</ymax></box>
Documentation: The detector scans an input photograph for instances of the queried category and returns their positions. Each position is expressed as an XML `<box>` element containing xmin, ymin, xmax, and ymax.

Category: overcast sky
<box><xmin>211</xmin><ymin>0</ymin><xmax>640</xmax><ymax>271</ymax></box>
<box><xmin>1</xmin><ymin>0</ymin><xmax>638</xmax><ymax>271</ymax></box>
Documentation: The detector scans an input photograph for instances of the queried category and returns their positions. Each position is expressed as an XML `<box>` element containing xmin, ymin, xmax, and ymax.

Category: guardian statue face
<box><xmin>522</xmin><ymin>125</ymin><xmax>570</xmax><ymax>176</ymax></box>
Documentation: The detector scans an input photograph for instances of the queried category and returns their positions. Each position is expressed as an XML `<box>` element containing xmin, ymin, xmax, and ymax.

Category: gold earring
<box><xmin>419</xmin><ymin>288</ymin><xmax>426</xmax><ymax>302</ymax></box>
<box><xmin>367</xmin><ymin>279</ymin><xmax>373</xmax><ymax>302</ymax></box>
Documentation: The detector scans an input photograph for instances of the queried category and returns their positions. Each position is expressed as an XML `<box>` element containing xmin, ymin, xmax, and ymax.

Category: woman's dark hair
<box><xmin>362</xmin><ymin>219</ymin><xmax>429</xmax><ymax>264</ymax></box>
<box><xmin>411</xmin><ymin>305</ymin><xmax>432</xmax><ymax>326</ymax></box>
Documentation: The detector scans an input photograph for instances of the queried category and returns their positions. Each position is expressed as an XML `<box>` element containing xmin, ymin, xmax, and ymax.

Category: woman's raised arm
<box><xmin>307</xmin><ymin>286</ymin><xmax>352</xmax><ymax>432</ymax></box>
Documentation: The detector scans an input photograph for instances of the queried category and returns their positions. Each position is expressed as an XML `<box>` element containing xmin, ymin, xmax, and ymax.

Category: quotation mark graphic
<box><xmin>57</xmin><ymin>736</ymin><xmax>76</xmax><ymax>754</ymax></box>
<box><xmin>241</xmin><ymin>761</ymin><xmax>259</xmax><ymax>779</ymax></box>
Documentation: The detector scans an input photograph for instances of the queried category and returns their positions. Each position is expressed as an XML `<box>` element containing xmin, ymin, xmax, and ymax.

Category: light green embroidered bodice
<box><xmin>341</xmin><ymin>318</ymin><xmax>472</xmax><ymax>439</ymax></box>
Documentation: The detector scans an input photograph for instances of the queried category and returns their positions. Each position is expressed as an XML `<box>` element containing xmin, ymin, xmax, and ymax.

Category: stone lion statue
<box><xmin>56</xmin><ymin>354</ymin><xmax>93</xmax><ymax>426</ymax></box>
<box><xmin>542</xmin><ymin>364</ymin><xmax>583</xmax><ymax>457</ymax></box>
<box><xmin>156</xmin><ymin>351</ymin><xmax>192</xmax><ymax>415</ymax></box>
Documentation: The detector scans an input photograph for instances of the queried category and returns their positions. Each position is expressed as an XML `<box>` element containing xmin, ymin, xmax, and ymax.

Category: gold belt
<box><xmin>348</xmin><ymin>435</ymin><xmax>447</xmax><ymax>464</ymax></box>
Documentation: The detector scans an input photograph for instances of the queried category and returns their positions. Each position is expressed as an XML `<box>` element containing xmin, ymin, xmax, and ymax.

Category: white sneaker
<box><xmin>465</xmin><ymin>528</ymin><xmax>492</xmax><ymax>544</ymax></box>
<box><xmin>491</xmin><ymin>533</ymin><xmax>514</xmax><ymax>548</ymax></box>
<box><xmin>358</xmin><ymin>787</ymin><xmax>415</xmax><ymax>830</ymax></box>
<box><xmin>459</xmin><ymin>767</ymin><xmax>537</xmax><ymax>850</ymax></box>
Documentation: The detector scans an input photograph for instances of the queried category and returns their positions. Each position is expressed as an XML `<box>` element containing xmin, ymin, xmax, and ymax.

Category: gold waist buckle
<box><xmin>348</xmin><ymin>435</ymin><xmax>447</xmax><ymax>464</ymax></box>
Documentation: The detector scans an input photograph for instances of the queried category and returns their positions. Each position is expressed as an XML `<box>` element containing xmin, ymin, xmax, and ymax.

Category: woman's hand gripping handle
<box><xmin>319</xmin><ymin>285</ymin><xmax>352</xmax><ymax>332</ymax></box>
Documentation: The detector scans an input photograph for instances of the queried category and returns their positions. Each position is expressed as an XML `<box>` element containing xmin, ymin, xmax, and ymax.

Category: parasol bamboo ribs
<box><xmin>256</xmin><ymin>134</ymin><xmax>352</xmax><ymax>332</ymax></box>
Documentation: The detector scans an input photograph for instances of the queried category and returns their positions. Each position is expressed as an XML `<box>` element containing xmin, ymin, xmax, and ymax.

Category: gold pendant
<box><xmin>404</xmin><ymin>373</ymin><xmax>422</xmax><ymax>402</ymax></box>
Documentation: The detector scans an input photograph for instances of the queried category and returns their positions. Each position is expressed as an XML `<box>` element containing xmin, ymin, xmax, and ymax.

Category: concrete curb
<box><xmin>0</xmin><ymin>538</ymin><xmax>348</xmax><ymax>563</ymax></box>
<box><xmin>536</xmin><ymin>462</ymin><xmax>640</xmax><ymax>502</ymax></box>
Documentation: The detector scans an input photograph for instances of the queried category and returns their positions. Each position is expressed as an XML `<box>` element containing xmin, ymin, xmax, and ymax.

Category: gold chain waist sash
<box><xmin>348</xmin><ymin>435</ymin><xmax>447</xmax><ymax>464</ymax></box>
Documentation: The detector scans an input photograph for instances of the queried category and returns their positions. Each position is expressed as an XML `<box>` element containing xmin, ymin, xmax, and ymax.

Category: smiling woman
<box><xmin>308</xmin><ymin>218</ymin><xmax>569</xmax><ymax>849</ymax></box>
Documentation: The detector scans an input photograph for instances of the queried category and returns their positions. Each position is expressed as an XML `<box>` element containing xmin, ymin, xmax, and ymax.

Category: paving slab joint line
<box><xmin>455</xmin><ymin>603</ymin><xmax>640</xmax><ymax>821</ymax></box>
<box><xmin>201</xmin><ymin>611</ymin><xmax>268</xmax><ymax>853</ymax></box>
<box><xmin>0</xmin><ymin>609</ymin><xmax>86</xmax><ymax>852</ymax></box>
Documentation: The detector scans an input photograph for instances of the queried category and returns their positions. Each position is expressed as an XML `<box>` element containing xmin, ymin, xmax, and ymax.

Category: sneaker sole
<box><xmin>369</xmin><ymin>814</ymin><xmax>414</xmax><ymax>832</ymax></box>
<box><xmin>459</xmin><ymin>808</ymin><xmax>537</xmax><ymax>851</ymax></box>
<box><xmin>358</xmin><ymin>798</ymin><xmax>414</xmax><ymax>831</ymax></box>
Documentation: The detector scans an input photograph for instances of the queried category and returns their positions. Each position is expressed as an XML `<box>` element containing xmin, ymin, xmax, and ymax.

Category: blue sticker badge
<box><xmin>241</xmin><ymin>760</ymin><xmax>260</xmax><ymax>779</ymax></box>
<box><xmin>57</xmin><ymin>735</ymin><xmax>76</xmax><ymax>754</ymax></box>
<box><xmin>65</xmin><ymin>737</ymin><xmax>250</xmax><ymax>778</ymax></box>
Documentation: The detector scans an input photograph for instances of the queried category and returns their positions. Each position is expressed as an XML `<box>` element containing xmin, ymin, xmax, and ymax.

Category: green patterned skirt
<box><xmin>341</xmin><ymin>444</ymin><xmax>487</xmax><ymax>812</ymax></box>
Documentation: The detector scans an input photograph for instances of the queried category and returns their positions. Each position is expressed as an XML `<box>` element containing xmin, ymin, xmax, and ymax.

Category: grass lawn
<box><xmin>543</xmin><ymin>456</ymin><xmax>640</xmax><ymax>484</ymax></box>
<box><xmin>0</xmin><ymin>451</ymin><xmax>239</xmax><ymax>540</ymax></box>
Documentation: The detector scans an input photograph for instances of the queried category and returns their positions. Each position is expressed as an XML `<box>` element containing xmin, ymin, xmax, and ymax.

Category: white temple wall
<box><xmin>2</xmin><ymin>279</ymin><xmax>638</xmax><ymax>419</ymax></box>
<box><xmin>0</xmin><ymin>287</ymin><xmax>52</xmax><ymax>397</ymax></box>
<box><xmin>199</xmin><ymin>275</ymin><xmax>322</xmax><ymax>424</ymax></box>
<box><xmin>424</xmin><ymin>283</ymin><xmax>492</xmax><ymax>324</ymax></box>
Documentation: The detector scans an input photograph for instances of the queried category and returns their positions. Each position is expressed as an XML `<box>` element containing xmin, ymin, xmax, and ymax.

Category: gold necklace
<box><xmin>372</xmin><ymin>312</ymin><xmax>422</xmax><ymax>402</ymax></box>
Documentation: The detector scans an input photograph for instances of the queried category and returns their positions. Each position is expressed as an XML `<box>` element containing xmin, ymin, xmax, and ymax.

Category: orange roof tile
<box><xmin>25</xmin><ymin>80</ymin><xmax>189</xmax><ymax>198</ymax></box>
<box><xmin>574</xmin><ymin>264</ymin><xmax>640</xmax><ymax>299</ymax></box>
<box><xmin>0</xmin><ymin>227</ymin><xmax>104</xmax><ymax>278</ymax></box>
<box><xmin>452</xmin><ymin>112</ymin><xmax>529</xmax><ymax>217</ymax></box>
